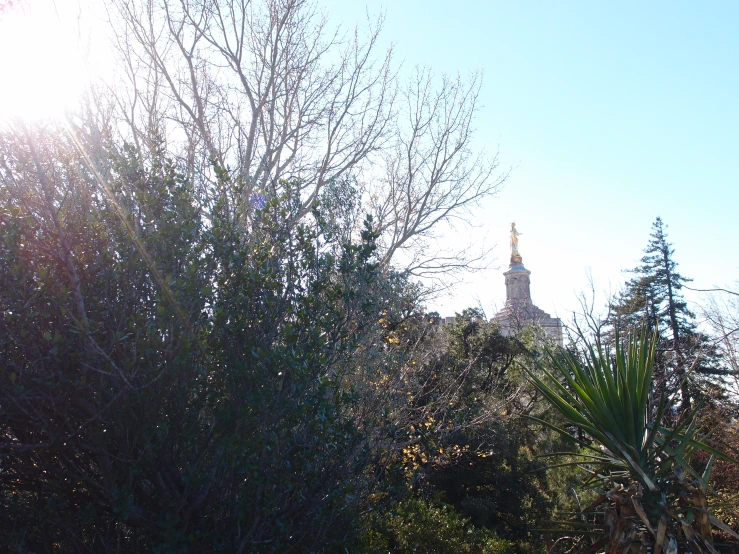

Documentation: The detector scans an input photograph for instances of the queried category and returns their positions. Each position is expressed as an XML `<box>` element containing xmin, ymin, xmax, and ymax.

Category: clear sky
<box><xmin>321</xmin><ymin>0</ymin><xmax>739</xmax><ymax>321</ymax></box>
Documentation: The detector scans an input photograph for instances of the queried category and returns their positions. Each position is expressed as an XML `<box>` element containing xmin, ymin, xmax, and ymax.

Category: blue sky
<box><xmin>323</xmin><ymin>0</ymin><xmax>739</xmax><ymax>321</ymax></box>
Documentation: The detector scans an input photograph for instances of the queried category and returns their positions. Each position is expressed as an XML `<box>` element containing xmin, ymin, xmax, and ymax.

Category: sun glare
<box><xmin>0</xmin><ymin>3</ymin><xmax>92</xmax><ymax>121</ymax></box>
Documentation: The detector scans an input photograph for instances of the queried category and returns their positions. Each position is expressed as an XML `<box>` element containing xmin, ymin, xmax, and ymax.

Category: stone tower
<box><xmin>494</xmin><ymin>225</ymin><xmax>563</xmax><ymax>346</ymax></box>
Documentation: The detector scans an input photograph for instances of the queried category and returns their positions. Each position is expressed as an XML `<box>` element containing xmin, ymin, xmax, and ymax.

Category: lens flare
<box><xmin>0</xmin><ymin>2</ymin><xmax>91</xmax><ymax>121</ymax></box>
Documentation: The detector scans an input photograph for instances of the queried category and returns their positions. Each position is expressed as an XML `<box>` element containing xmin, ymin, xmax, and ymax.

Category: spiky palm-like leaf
<box><xmin>527</xmin><ymin>331</ymin><xmax>739</xmax><ymax>553</ymax></box>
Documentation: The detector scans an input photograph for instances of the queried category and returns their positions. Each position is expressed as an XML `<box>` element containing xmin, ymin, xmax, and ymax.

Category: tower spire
<box><xmin>494</xmin><ymin>221</ymin><xmax>563</xmax><ymax>345</ymax></box>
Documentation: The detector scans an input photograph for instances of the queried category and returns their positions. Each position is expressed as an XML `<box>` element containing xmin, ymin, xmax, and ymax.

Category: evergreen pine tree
<box><xmin>607</xmin><ymin>217</ymin><xmax>725</xmax><ymax>411</ymax></box>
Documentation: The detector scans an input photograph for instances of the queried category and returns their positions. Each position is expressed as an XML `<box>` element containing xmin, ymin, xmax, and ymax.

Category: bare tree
<box><xmin>700</xmin><ymin>285</ymin><xmax>739</xmax><ymax>396</ymax></box>
<box><xmin>370</xmin><ymin>68</ymin><xmax>506</xmax><ymax>274</ymax></box>
<box><xmin>110</xmin><ymin>0</ymin><xmax>393</xmax><ymax>202</ymax></box>
<box><xmin>107</xmin><ymin>0</ymin><xmax>506</xmax><ymax>274</ymax></box>
<box><xmin>567</xmin><ymin>269</ymin><xmax>613</xmax><ymax>347</ymax></box>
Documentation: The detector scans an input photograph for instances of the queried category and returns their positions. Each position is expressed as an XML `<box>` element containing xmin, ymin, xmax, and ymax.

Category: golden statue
<box><xmin>510</xmin><ymin>222</ymin><xmax>522</xmax><ymax>255</ymax></box>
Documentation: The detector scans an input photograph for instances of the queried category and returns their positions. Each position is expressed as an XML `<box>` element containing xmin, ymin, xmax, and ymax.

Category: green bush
<box><xmin>355</xmin><ymin>497</ymin><xmax>512</xmax><ymax>554</ymax></box>
<box><xmin>0</xmin><ymin>129</ymin><xmax>395</xmax><ymax>552</ymax></box>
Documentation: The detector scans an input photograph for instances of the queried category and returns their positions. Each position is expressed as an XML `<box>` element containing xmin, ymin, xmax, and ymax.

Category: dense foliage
<box><xmin>1</xmin><ymin>132</ymin><xmax>737</xmax><ymax>554</ymax></box>
<box><xmin>0</xmin><ymin>126</ymin><xmax>555</xmax><ymax>553</ymax></box>
<box><xmin>0</xmin><ymin>125</ymin><xmax>391</xmax><ymax>551</ymax></box>
<box><xmin>356</xmin><ymin>497</ymin><xmax>513</xmax><ymax>554</ymax></box>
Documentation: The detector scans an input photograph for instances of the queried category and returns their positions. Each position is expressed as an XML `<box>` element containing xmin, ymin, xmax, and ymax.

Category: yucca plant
<box><xmin>527</xmin><ymin>331</ymin><xmax>739</xmax><ymax>553</ymax></box>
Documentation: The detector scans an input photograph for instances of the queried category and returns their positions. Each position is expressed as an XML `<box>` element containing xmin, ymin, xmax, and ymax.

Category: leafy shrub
<box><xmin>355</xmin><ymin>497</ymin><xmax>512</xmax><ymax>554</ymax></box>
<box><xmin>0</xmin><ymin>130</ymin><xmax>393</xmax><ymax>552</ymax></box>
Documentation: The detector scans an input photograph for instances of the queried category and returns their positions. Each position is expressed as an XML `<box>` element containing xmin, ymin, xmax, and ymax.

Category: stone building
<box><xmin>493</xmin><ymin>224</ymin><xmax>563</xmax><ymax>346</ymax></box>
